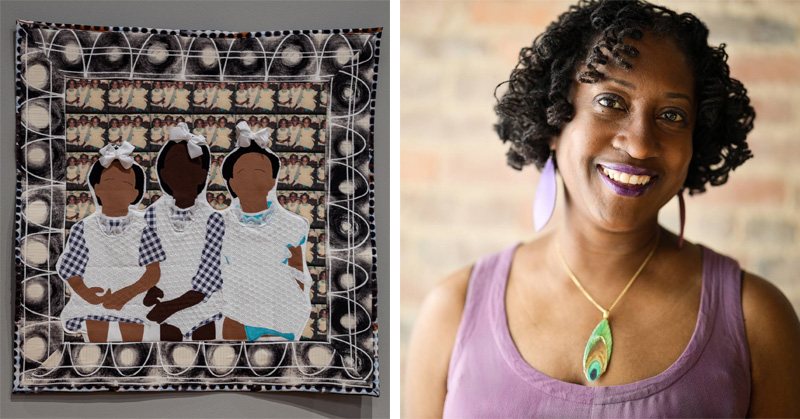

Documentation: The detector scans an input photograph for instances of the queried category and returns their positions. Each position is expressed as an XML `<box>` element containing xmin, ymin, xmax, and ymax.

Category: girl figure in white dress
<box><xmin>162</xmin><ymin>82</ymin><xmax>176</xmax><ymax>109</ymax></box>
<box><xmin>130</xmin><ymin>116</ymin><xmax>148</xmax><ymax>150</ymax></box>
<box><xmin>77</xmin><ymin>79</ymin><xmax>90</xmax><ymax>109</ymax></box>
<box><xmin>57</xmin><ymin>145</ymin><xmax>157</xmax><ymax>342</ymax></box>
<box><xmin>65</xmin><ymin>80</ymin><xmax>79</xmax><ymax>106</ymax></box>
<box><xmin>77</xmin><ymin>192</ymin><xmax>92</xmax><ymax>219</ymax></box>
<box><xmin>275</xmin><ymin>118</ymin><xmax>291</xmax><ymax>148</ymax></box>
<box><xmin>297</xmin><ymin>82</ymin><xmax>317</xmax><ymax>112</ymax></box>
<box><xmin>212</xmin><ymin>82</ymin><xmax>232</xmax><ymax>112</ymax></box>
<box><xmin>170</xmin><ymin>81</ymin><xmax>190</xmax><ymax>112</ymax></box>
<box><xmin>213</xmin><ymin>117</ymin><xmax>232</xmax><ymax>151</ymax></box>
<box><xmin>217</xmin><ymin>126</ymin><xmax>312</xmax><ymax>342</ymax></box>
<box><xmin>141</xmin><ymin>126</ymin><xmax>225</xmax><ymax>341</ymax></box>
<box><xmin>107</xmin><ymin>80</ymin><xmax>122</xmax><ymax>110</ymax></box>
<box><xmin>204</xmin><ymin>116</ymin><xmax>218</xmax><ymax>147</ymax></box>
<box><xmin>316</xmin><ymin>195</ymin><xmax>326</xmax><ymax>224</ymax></box>
<box><xmin>296</xmin><ymin>193</ymin><xmax>314</xmax><ymax>224</ymax></box>
<box><xmin>107</xmin><ymin>118</ymin><xmax>123</xmax><ymax>146</ymax></box>
<box><xmin>254</xmin><ymin>81</ymin><xmax>275</xmax><ymax>112</ymax></box>
<box><xmin>77</xmin><ymin>155</ymin><xmax>91</xmax><ymax>187</ymax></box>
<box><xmin>286</xmin><ymin>192</ymin><xmax>300</xmax><ymax>214</ymax></box>
<box><xmin>66</xmin><ymin>118</ymin><xmax>81</xmax><ymax>148</ymax></box>
<box><xmin>285</xmin><ymin>155</ymin><xmax>301</xmax><ymax>188</ymax></box>
<box><xmin>86</xmin><ymin>117</ymin><xmax>106</xmax><ymax>150</ymax></box>
<box><xmin>119</xmin><ymin>115</ymin><xmax>133</xmax><ymax>144</ymax></box>
<box><xmin>150</xmin><ymin>118</ymin><xmax>166</xmax><ymax>148</ymax></box>
<box><xmin>77</xmin><ymin>115</ymin><xmax>91</xmax><ymax>148</ymax></box>
<box><xmin>192</xmin><ymin>119</ymin><xmax>206</xmax><ymax>139</ymax></box>
<box><xmin>65</xmin><ymin>194</ymin><xmax>80</xmax><ymax>222</ymax></box>
<box><xmin>235</xmin><ymin>83</ymin><xmax>249</xmax><ymax>108</ymax></box>
<box><xmin>83</xmin><ymin>79</ymin><xmax>105</xmax><ymax>111</ymax></box>
<box><xmin>297</xmin><ymin>117</ymin><xmax>316</xmax><ymax>150</ymax></box>
<box><xmin>319</xmin><ymin>87</ymin><xmax>328</xmax><ymax>108</ymax></box>
<box><xmin>209</xmin><ymin>157</ymin><xmax>226</xmax><ymax>189</ymax></box>
<box><xmin>126</xmin><ymin>80</ymin><xmax>148</xmax><ymax>111</ymax></box>
<box><xmin>120</xmin><ymin>80</ymin><xmax>134</xmax><ymax>108</ymax></box>
<box><xmin>316</xmin><ymin>157</ymin><xmax>326</xmax><ymax>188</ymax></box>
<box><xmin>289</xmin><ymin>82</ymin><xmax>303</xmax><ymax>108</ymax></box>
<box><xmin>293</xmin><ymin>155</ymin><xmax>315</xmax><ymax>189</ymax></box>
<box><xmin>288</xmin><ymin>116</ymin><xmax>302</xmax><ymax>149</ymax></box>
<box><xmin>66</xmin><ymin>157</ymin><xmax>81</xmax><ymax>186</ymax></box>
<box><xmin>276</xmin><ymin>82</ymin><xmax>292</xmax><ymax>112</ymax></box>
<box><xmin>205</xmin><ymin>82</ymin><xmax>219</xmax><ymax>110</ymax></box>
<box><xmin>193</xmin><ymin>81</ymin><xmax>208</xmax><ymax>110</ymax></box>
<box><xmin>150</xmin><ymin>80</ymin><xmax>166</xmax><ymax>111</ymax></box>
<box><xmin>247</xmin><ymin>83</ymin><xmax>261</xmax><ymax>109</ymax></box>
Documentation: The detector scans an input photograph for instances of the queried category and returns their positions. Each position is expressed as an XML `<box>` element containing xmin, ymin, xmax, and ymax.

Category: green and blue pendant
<box><xmin>582</xmin><ymin>317</ymin><xmax>613</xmax><ymax>382</ymax></box>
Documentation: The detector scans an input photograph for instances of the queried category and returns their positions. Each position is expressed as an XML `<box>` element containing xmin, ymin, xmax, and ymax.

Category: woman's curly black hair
<box><xmin>495</xmin><ymin>0</ymin><xmax>754</xmax><ymax>195</ymax></box>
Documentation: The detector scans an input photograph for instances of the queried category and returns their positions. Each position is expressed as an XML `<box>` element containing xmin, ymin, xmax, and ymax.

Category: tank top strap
<box><xmin>699</xmin><ymin>244</ymin><xmax>751</xmax><ymax>372</ymax></box>
<box><xmin>447</xmin><ymin>243</ymin><xmax>519</xmax><ymax>387</ymax></box>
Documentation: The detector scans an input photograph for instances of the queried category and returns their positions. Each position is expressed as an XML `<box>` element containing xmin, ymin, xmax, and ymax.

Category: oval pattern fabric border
<box><xmin>12</xmin><ymin>20</ymin><xmax>381</xmax><ymax>395</ymax></box>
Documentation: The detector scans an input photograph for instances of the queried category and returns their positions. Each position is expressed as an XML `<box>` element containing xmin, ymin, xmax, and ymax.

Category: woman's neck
<box><xmin>550</xmin><ymin>205</ymin><xmax>663</xmax><ymax>292</ymax></box>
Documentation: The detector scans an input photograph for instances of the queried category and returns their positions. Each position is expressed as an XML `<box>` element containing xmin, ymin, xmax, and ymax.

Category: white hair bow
<box><xmin>98</xmin><ymin>142</ymin><xmax>135</xmax><ymax>169</ymax></box>
<box><xmin>169</xmin><ymin>122</ymin><xmax>207</xmax><ymax>159</ymax></box>
<box><xmin>236</xmin><ymin>121</ymin><xmax>271</xmax><ymax>149</ymax></box>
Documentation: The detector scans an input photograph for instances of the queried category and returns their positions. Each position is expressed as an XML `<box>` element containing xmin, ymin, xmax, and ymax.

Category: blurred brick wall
<box><xmin>400</xmin><ymin>0</ymin><xmax>800</xmax><ymax>401</ymax></box>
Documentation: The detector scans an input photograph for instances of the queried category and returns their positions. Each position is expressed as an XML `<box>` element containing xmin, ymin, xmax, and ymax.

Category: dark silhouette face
<box><xmin>94</xmin><ymin>161</ymin><xmax>139</xmax><ymax>210</ymax></box>
<box><xmin>228</xmin><ymin>153</ymin><xmax>276</xmax><ymax>200</ymax></box>
<box><xmin>159</xmin><ymin>143</ymin><xmax>208</xmax><ymax>203</ymax></box>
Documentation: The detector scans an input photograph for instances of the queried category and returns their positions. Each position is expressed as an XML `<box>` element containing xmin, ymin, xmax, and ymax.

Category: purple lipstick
<box><xmin>597</xmin><ymin>164</ymin><xmax>658</xmax><ymax>197</ymax></box>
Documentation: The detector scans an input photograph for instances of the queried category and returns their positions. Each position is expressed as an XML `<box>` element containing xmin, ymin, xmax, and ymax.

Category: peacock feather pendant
<box><xmin>582</xmin><ymin>318</ymin><xmax>613</xmax><ymax>382</ymax></box>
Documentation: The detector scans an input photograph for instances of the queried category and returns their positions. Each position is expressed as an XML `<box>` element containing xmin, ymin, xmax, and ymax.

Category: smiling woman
<box><xmin>404</xmin><ymin>0</ymin><xmax>800</xmax><ymax>417</ymax></box>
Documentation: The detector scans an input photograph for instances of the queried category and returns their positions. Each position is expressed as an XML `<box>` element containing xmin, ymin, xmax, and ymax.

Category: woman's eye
<box><xmin>597</xmin><ymin>96</ymin><xmax>624</xmax><ymax>110</ymax></box>
<box><xmin>661</xmin><ymin>111</ymin><xmax>685</xmax><ymax>123</ymax></box>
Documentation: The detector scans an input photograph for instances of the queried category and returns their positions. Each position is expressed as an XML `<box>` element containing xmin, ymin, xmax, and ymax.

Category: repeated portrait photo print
<box><xmin>14</xmin><ymin>20</ymin><xmax>381</xmax><ymax>395</ymax></box>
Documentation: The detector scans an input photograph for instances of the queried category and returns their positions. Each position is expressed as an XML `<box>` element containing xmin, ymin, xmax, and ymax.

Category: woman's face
<box><xmin>303</xmin><ymin>119</ymin><xmax>310</xmax><ymax>127</ymax></box>
<box><xmin>301</xmin><ymin>156</ymin><xmax>310</xmax><ymax>165</ymax></box>
<box><xmin>154</xmin><ymin>119</ymin><xmax>161</xmax><ymax>127</ymax></box>
<box><xmin>68</xmin><ymin>196</ymin><xmax>76</xmax><ymax>204</ymax></box>
<box><xmin>111</xmin><ymin>120</ymin><xmax>118</xmax><ymax>127</ymax></box>
<box><xmin>280</xmin><ymin>120</ymin><xmax>287</xmax><ymax>128</ymax></box>
<box><xmin>553</xmin><ymin>34</ymin><xmax>695</xmax><ymax>232</ymax></box>
<box><xmin>91</xmin><ymin>118</ymin><xmax>100</xmax><ymax>127</ymax></box>
<box><xmin>68</xmin><ymin>119</ymin><xmax>76</xmax><ymax>127</ymax></box>
<box><xmin>216</xmin><ymin>194</ymin><xmax>225</xmax><ymax>203</ymax></box>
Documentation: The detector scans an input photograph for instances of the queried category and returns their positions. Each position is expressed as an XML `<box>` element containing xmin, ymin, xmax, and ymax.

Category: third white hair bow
<box><xmin>169</xmin><ymin>122</ymin><xmax>207</xmax><ymax>159</ymax></box>
<box><xmin>98</xmin><ymin>142</ymin><xmax>135</xmax><ymax>169</ymax></box>
<box><xmin>236</xmin><ymin>121</ymin><xmax>271</xmax><ymax>149</ymax></box>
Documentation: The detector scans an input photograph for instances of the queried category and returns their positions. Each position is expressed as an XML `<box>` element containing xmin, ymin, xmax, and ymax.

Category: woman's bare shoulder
<box><xmin>404</xmin><ymin>265</ymin><xmax>473</xmax><ymax>418</ymax></box>
<box><xmin>741</xmin><ymin>271</ymin><xmax>800</xmax><ymax>416</ymax></box>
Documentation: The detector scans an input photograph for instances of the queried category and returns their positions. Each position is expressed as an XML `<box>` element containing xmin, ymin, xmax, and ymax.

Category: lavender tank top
<box><xmin>443</xmin><ymin>243</ymin><xmax>751</xmax><ymax>417</ymax></box>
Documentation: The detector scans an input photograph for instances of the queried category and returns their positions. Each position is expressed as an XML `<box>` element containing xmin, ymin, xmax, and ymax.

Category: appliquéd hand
<box><xmin>287</xmin><ymin>245</ymin><xmax>305</xmax><ymax>291</ymax></box>
<box><xmin>143</xmin><ymin>286</ymin><xmax>164</xmax><ymax>307</ymax></box>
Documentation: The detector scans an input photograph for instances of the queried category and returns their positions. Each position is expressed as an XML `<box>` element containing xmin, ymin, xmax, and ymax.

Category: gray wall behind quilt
<box><xmin>0</xmin><ymin>1</ymin><xmax>390</xmax><ymax>418</ymax></box>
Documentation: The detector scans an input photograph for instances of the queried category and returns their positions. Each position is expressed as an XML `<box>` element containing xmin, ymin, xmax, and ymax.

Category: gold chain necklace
<box><xmin>556</xmin><ymin>231</ymin><xmax>660</xmax><ymax>382</ymax></box>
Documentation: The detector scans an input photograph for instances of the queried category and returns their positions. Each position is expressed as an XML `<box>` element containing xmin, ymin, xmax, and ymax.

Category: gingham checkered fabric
<box><xmin>191</xmin><ymin>212</ymin><xmax>225</xmax><ymax>297</ymax></box>
<box><xmin>58</xmin><ymin>221</ymin><xmax>89</xmax><ymax>279</ymax></box>
<box><xmin>139</xmin><ymin>206</ymin><xmax>166</xmax><ymax>266</ymax></box>
<box><xmin>64</xmin><ymin>315</ymin><xmax>145</xmax><ymax>333</ymax></box>
<box><xmin>184</xmin><ymin>312</ymin><xmax>223</xmax><ymax>338</ymax></box>
<box><xmin>99</xmin><ymin>216</ymin><xmax>130</xmax><ymax>236</ymax></box>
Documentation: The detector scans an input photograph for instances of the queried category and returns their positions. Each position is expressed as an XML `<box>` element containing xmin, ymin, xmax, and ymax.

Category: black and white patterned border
<box><xmin>13</xmin><ymin>20</ymin><xmax>380</xmax><ymax>395</ymax></box>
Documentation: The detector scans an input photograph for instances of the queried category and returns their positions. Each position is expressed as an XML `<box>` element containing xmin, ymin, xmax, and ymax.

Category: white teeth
<box><xmin>602</xmin><ymin>167</ymin><xmax>652</xmax><ymax>185</ymax></box>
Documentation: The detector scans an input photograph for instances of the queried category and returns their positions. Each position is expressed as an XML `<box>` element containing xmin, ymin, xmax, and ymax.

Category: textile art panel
<box><xmin>14</xmin><ymin>20</ymin><xmax>380</xmax><ymax>395</ymax></box>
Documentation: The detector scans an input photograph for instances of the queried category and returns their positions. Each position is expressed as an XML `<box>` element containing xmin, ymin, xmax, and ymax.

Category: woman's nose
<box><xmin>610</xmin><ymin>113</ymin><xmax>659</xmax><ymax>160</ymax></box>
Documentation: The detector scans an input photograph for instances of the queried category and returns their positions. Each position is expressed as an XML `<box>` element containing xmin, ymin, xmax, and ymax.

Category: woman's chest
<box><xmin>505</xmin><ymin>268</ymin><xmax>702</xmax><ymax>387</ymax></box>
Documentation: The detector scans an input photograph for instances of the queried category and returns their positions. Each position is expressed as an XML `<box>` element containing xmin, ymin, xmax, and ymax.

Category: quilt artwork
<box><xmin>13</xmin><ymin>20</ymin><xmax>381</xmax><ymax>395</ymax></box>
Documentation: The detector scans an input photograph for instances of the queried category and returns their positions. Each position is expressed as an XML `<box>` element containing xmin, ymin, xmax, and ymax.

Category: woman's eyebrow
<box><xmin>605</xmin><ymin>77</ymin><xmax>635</xmax><ymax>89</ymax></box>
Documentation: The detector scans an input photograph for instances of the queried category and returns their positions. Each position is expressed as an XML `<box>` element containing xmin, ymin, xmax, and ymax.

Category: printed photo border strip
<box><xmin>13</xmin><ymin>20</ymin><xmax>381</xmax><ymax>395</ymax></box>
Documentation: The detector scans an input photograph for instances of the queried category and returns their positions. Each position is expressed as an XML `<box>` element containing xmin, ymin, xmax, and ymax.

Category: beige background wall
<box><xmin>401</xmin><ymin>0</ymin><xmax>800</xmax><ymax>403</ymax></box>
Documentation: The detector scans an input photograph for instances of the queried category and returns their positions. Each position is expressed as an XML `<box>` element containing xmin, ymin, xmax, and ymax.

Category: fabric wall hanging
<box><xmin>13</xmin><ymin>20</ymin><xmax>381</xmax><ymax>395</ymax></box>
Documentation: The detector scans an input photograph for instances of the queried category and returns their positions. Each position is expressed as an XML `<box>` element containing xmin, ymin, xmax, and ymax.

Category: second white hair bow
<box><xmin>169</xmin><ymin>122</ymin><xmax>207</xmax><ymax>159</ymax></box>
<box><xmin>98</xmin><ymin>142</ymin><xmax>136</xmax><ymax>169</ymax></box>
<box><xmin>236</xmin><ymin>121</ymin><xmax>271</xmax><ymax>149</ymax></box>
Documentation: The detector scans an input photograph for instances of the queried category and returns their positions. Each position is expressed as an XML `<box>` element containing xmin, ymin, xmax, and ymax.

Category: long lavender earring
<box><xmin>533</xmin><ymin>151</ymin><xmax>557</xmax><ymax>232</ymax></box>
<box><xmin>678</xmin><ymin>188</ymin><xmax>685</xmax><ymax>249</ymax></box>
